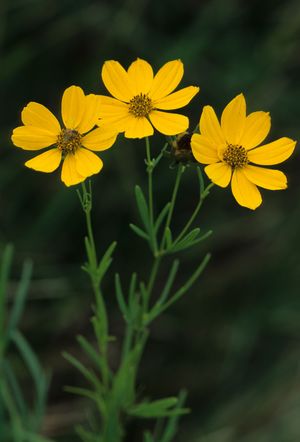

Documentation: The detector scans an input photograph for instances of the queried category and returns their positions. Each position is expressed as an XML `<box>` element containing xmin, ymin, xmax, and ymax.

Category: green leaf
<box><xmin>129</xmin><ymin>223</ymin><xmax>149</xmax><ymax>240</ymax></box>
<box><xmin>129</xmin><ymin>272</ymin><xmax>137</xmax><ymax>301</ymax></box>
<box><xmin>147</xmin><ymin>260</ymin><xmax>179</xmax><ymax>323</ymax></box>
<box><xmin>135</xmin><ymin>185</ymin><xmax>150</xmax><ymax>232</ymax></box>
<box><xmin>170</xmin><ymin>228</ymin><xmax>201</xmax><ymax>252</ymax></box>
<box><xmin>3</xmin><ymin>360</ymin><xmax>27</xmax><ymax>418</ymax></box>
<box><xmin>170</xmin><ymin>229</ymin><xmax>212</xmax><ymax>253</ymax></box>
<box><xmin>160</xmin><ymin>390</ymin><xmax>188</xmax><ymax>442</ymax></box>
<box><xmin>115</xmin><ymin>273</ymin><xmax>129</xmax><ymax>321</ymax></box>
<box><xmin>8</xmin><ymin>260</ymin><xmax>33</xmax><ymax>336</ymax></box>
<box><xmin>0</xmin><ymin>244</ymin><xmax>13</xmax><ymax>346</ymax></box>
<box><xmin>112</xmin><ymin>337</ymin><xmax>147</xmax><ymax>409</ymax></box>
<box><xmin>22</xmin><ymin>431</ymin><xmax>55</xmax><ymax>442</ymax></box>
<box><xmin>64</xmin><ymin>385</ymin><xmax>104</xmax><ymax>413</ymax></box>
<box><xmin>62</xmin><ymin>351</ymin><xmax>103</xmax><ymax>393</ymax></box>
<box><xmin>154</xmin><ymin>203</ymin><xmax>171</xmax><ymax>234</ymax></box>
<box><xmin>77</xmin><ymin>335</ymin><xmax>105</xmax><ymax>374</ymax></box>
<box><xmin>97</xmin><ymin>241</ymin><xmax>117</xmax><ymax>283</ymax></box>
<box><xmin>147</xmin><ymin>254</ymin><xmax>211</xmax><ymax>323</ymax></box>
<box><xmin>11</xmin><ymin>330</ymin><xmax>49</xmax><ymax>430</ymax></box>
<box><xmin>128</xmin><ymin>397</ymin><xmax>189</xmax><ymax>418</ymax></box>
<box><xmin>76</xmin><ymin>425</ymin><xmax>100</xmax><ymax>442</ymax></box>
<box><xmin>12</xmin><ymin>331</ymin><xmax>45</xmax><ymax>392</ymax></box>
<box><xmin>1</xmin><ymin>379</ymin><xmax>24</xmax><ymax>442</ymax></box>
<box><xmin>165</xmin><ymin>227</ymin><xmax>173</xmax><ymax>249</ymax></box>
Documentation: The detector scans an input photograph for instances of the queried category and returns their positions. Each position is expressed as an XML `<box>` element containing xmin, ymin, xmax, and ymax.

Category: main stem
<box><xmin>80</xmin><ymin>182</ymin><xmax>110</xmax><ymax>388</ymax></box>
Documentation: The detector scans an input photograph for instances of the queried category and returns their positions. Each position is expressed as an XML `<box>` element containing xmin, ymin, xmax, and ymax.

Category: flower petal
<box><xmin>74</xmin><ymin>148</ymin><xmax>103</xmax><ymax>177</ymax></box>
<box><xmin>243</xmin><ymin>165</ymin><xmax>287</xmax><ymax>190</ymax></box>
<box><xmin>154</xmin><ymin>86</ymin><xmax>199</xmax><ymax>110</ymax></box>
<box><xmin>21</xmin><ymin>102</ymin><xmax>61</xmax><ymax>135</ymax></box>
<box><xmin>101</xmin><ymin>60</ymin><xmax>134</xmax><ymax>102</ymax></box>
<box><xmin>77</xmin><ymin>94</ymin><xmax>102</xmax><ymax>134</ymax></box>
<box><xmin>191</xmin><ymin>134</ymin><xmax>219</xmax><ymax>164</ymax></box>
<box><xmin>61</xmin><ymin>86</ymin><xmax>85</xmax><ymax>130</ymax></box>
<box><xmin>221</xmin><ymin>93</ymin><xmax>246</xmax><ymax>144</ymax></box>
<box><xmin>61</xmin><ymin>154</ymin><xmax>85</xmax><ymax>187</ymax></box>
<box><xmin>149</xmin><ymin>110</ymin><xmax>188</xmax><ymax>135</ymax></box>
<box><xmin>200</xmin><ymin>105</ymin><xmax>225</xmax><ymax>145</ymax></box>
<box><xmin>11</xmin><ymin>126</ymin><xmax>57</xmax><ymax>150</ymax></box>
<box><xmin>231</xmin><ymin>169</ymin><xmax>262</xmax><ymax>210</ymax></box>
<box><xmin>98</xmin><ymin>95</ymin><xmax>129</xmax><ymax>118</ymax></box>
<box><xmin>124</xmin><ymin>116</ymin><xmax>154</xmax><ymax>139</ymax></box>
<box><xmin>99</xmin><ymin>114</ymin><xmax>133</xmax><ymax>133</ymax></box>
<box><xmin>25</xmin><ymin>148</ymin><xmax>62</xmax><ymax>172</ymax></box>
<box><xmin>248</xmin><ymin>137</ymin><xmax>296</xmax><ymax>165</ymax></box>
<box><xmin>149</xmin><ymin>60</ymin><xmax>184</xmax><ymax>101</ymax></box>
<box><xmin>127</xmin><ymin>58</ymin><xmax>153</xmax><ymax>95</ymax></box>
<box><xmin>82</xmin><ymin>126</ymin><xmax>117</xmax><ymax>151</ymax></box>
<box><xmin>204</xmin><ymin>162</ymin><xmax>232</xmax><ymax>188</ymax></box>
<box><xmin>240</xmin><ymin>111</ymin><xmax>271</xmax><ymax>150</ymax></box>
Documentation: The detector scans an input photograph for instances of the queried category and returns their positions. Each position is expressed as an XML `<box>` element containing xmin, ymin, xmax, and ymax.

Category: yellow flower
<box><xmin>191</xmin><ymin>94</ymin><xmax>297</xmax><ymax>209</ymax></box>
<box><xmin>98</xmin><ymin>58</ymin><xmax>199</xmax><ymax>139</ymax></box>
<box><xmin>11</xmin><ymin>86</ymin><xmax>118</xmax><ymax>186</ymax></box>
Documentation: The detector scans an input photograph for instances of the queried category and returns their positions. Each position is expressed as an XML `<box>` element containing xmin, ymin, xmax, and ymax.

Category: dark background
<box><xmin>1</xmin><ymin>0</ymin><xmax>300</xmax><ymax>440</ymax></box>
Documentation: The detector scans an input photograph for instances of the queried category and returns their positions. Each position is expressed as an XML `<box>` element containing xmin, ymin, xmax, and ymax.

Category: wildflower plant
<box><xmin>9</xmin><ymin>57</ymin><xmax>297</xmax><ymax>441</ymax></box>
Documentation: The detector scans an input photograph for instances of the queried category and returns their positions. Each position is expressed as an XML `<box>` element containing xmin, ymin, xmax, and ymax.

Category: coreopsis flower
<box><xmin>12</xmin><ymin>86</ymin><xmax>117</xmax><ymax>186</ymax></box>
<box><xmin>191</xmin><ymin>94</ymin><xmax>296</xmax><ymax>209</ymax></box>
<box><xmin>98</xmin><ymin>58</ymin><xmax>199</xmax><ymax>139</ymax></box>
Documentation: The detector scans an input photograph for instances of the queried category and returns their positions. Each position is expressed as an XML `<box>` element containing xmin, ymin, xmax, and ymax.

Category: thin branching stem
<box><xmin>160</xmin><ymin>165</ymin><xmax>185</xmax><ymax>250</ymax></box>
<box><xmin>173</xmin><ymin>182</ymin><xmax>214</xmax><ymax>246</ymax></box>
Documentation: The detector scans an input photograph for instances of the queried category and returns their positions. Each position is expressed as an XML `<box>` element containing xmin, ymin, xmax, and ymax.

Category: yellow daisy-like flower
<box><xmin>98</xmin><ymin>58</ymin><xmax>199</xmax><ymax>139</ymax></box>
<box><xmin>191</xmin><ymin>94</ymin><xmax>297</xmax><ymax>210</ymax></box>
<box><xmin>11</xmin><ymin>86</ymin><xmax>118</xmax><ymax>186</ymax></box>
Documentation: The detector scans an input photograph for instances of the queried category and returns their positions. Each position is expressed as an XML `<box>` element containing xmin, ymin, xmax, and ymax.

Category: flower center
<box><xmin>57</xmin><ymin>129</ymin><xmax>82</xmax><ymax>155</ymax></box>
<box><xmin>128</xmin><ymin>93</ymin><xmax>153</xmax><ymax>118</ymax></box>
<box><xmin>223</xmin><ymin>144</ymin><xmax>248</xmax><ymax>169</ymax></box>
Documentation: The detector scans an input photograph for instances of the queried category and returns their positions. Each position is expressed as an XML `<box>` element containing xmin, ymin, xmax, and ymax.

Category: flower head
<box><xmin>11</xmin><ymin>86</ymin><xmax>118</xmax><ymax>186</ymax></box>
<box><xmin>191</xmin><ymin>94</ymin><xmax>297</xmax><ymax>209</ymax></box>
<box><xmin>98</xmin><ymin>58</ymin><xmax>199</xmax><ymax>139</ymax></box>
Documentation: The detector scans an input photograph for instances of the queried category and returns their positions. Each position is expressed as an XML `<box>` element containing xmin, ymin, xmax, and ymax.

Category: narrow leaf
<box><xmin>128</xmin><ymin>397</ymin><xmax>189</xmax><ymax>418</ymax></box>
<box><xmin>0</xmin><ymin>244</ymin><xmax>13</xmax><ymax>342</ymax></box>
<box><xmin>97</xmin><ymin>241</ymin><xmax>117</xmax><ymax>282</ymax></box>
<box><xmin>129</xmin><ymin>223</ymin><xmax>149</xmax><ymax>241</ymax></box>
<box><xmin>8</xmin><ymin>260</ymin><xmax>33</xmax><ymax>335</ymax></box>
<box><xmin>62</xmin><ymin>351</ymin><xmax>102</xmax><ymax>392</ymax></box>
<box><xmin>154</xmin><ymin>203</ymin><xmax>171</xmax><ymax>234</ymax></box>
<box><xmin>135</xmin><ymin>185</ymin><xmax>150</xmax><ymax>231</ymax></box>
<box><xmin>160</xmin><ymin>390</ymin><xmax>188</xmax><ymax>442</ymax></box>
<box><xmin>165</xmin><ymin>227</ymin><xmax>173</xmax><ymax>249</ymax></box>
<box><xmin>115</xmin><ymin>274</ymin><xmax>128</xmax><ymax>321</ymax></box>
<box><xmin>77</xmin><ymin>335</ymin><xmax>104</xmax><ymax>373</ymax></box>
<box><xmin>147</xmin><ymin>254</ymin><xmax>211</xmax><ymax>323</ymax></box>
<box><xmin>154</xmin><ymin>260</ymin><xmax>179</xmax><ymax>309</ymax></box>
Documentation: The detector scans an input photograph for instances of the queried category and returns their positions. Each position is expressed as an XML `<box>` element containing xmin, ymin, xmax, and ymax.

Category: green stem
<box><xmin>160</xmin><ymin>165</ymin><xmax>184</xmax><ymax>250</ymax></box>
<box><xmin>173</xmin><ymin>182</ymin><xmax>214</xmax><ymax>246</ymax></box>
<box><xmin>79</xmin><ymin>182</ymin><xmax>110</xmax><ymax>389</ymax></box>
<box><xmin>145</xmin><ymin>137</ymin><xmax>154</xmax><ymax>229</ymax></box>
<box><xmin>82</xmin><ymin>182</ymin><xmax>97</xmax><ymax>269</ymax></box>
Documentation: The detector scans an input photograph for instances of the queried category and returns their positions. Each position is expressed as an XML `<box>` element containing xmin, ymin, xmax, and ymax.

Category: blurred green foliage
<box><xmin>1</xmin><ymin>0</ymin><xmax>300</xmax><ymax>441</ymax></box>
